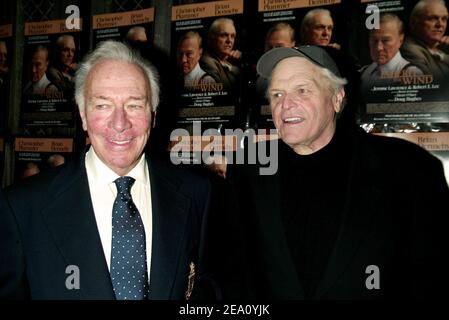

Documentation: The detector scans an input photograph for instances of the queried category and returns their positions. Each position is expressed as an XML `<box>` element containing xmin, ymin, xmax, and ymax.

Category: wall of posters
<box><xmin>0</xmin><ymin>24</ymin><xmax>12</xmax><ymax>131</ymax></box>
<box><xmin>14</xmin><ymin>137</ymin><xmax>73</xmax><ymax>180</ymax></box>
<box><xmin>358</xmin><ymin>0</ymin><xmax>449</xmax><ymax>123</ymax></box>
<box><xmin>21</xmin><ymin>20</ymin><xmax>82</xmax><ymax>128</ymax></box>
<box><xmin>171</xmin><ymin>0</ymin><xmax>244</xmax><ymax>133</ymax></box>
<box><xmin>92</xmin><ymin>8</ymin><xmax>155</xmax><ymax>47</ymax></box>
<box><xmin>253</xmin><ymin>0</ymin><xmax>344</xmax><ymax>128</ymax></box>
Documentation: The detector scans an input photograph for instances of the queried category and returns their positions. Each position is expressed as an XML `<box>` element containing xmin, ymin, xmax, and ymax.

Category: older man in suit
<box><xmin>0</xmin><ymin>40</ymin><xmax>213</xmax><ymax>300</ymax></box>
<box><xmin>212</xmin><ymin>45</ymin><xmax>449</xmax><ymax>299</ymax></box>
<box><xmin>401</xmin><ymin>0</ymin><xmax>449</xmax><ymax>80</ymax></box>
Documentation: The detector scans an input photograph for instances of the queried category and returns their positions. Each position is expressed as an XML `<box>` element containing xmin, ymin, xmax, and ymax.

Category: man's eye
<box><xmin>271</xmin><ymin>92</ymin><xmax>283</xmax><ymax>99</ymax></box>
<box><xmin>95</xmin><ymin>104</ymin><xmax>110</xmax><ymax>110</ymax></box>
<box><xmin>127</xmin><ymin>104</ymin><xmax>144</xmax><ymax>110</ymax></box>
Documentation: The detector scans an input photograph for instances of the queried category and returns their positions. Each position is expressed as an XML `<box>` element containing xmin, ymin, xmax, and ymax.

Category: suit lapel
<box><xmin>40</xmin><ymin>150</ymin><xmax>115</xmax><ymax>299</ymax></box>
<box><xmin>251</xmin><ymin>146</ymin><xmax>305</xmax><ymax>299</ymax></box>
<box><xmin>147</xmin><ymin>158</ymin><xmax>190</xmax><ymax>300</ymax></box>
<box><xmin>314</xmin><ymin>133</ymin><xmax>381</xmax><ymax>298</ymax></box>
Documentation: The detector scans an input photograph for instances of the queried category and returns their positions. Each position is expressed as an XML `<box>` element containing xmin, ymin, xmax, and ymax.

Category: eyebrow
<box><xmin>90</xmin><ymin>95</ymin><xmax>147</xmax><ymax>102</ymax></box>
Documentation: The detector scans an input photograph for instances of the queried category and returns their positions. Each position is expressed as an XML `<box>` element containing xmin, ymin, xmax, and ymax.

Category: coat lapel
<box><xmin>40</xmin><ymin>150</ymin><xmax>115</xmax><ymax>299</ymax></box>
<box><xmin>147</xmin><ymin>158</ymin><xmax>190</xmax><ymax>300</ymax></box>
<box><xmin>314</xmin><ymin>133</ymin><xmax>381</xmax><ymax>298</ymax></box>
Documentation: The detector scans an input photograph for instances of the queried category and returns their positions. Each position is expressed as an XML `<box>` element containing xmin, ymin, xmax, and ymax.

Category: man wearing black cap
<box><xmin>212</xmin><ymin>45</ymin><xmax>448</xmax><ymax>299</ymax></box>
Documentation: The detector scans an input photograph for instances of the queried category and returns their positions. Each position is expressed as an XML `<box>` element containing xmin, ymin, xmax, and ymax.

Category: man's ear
<box><xmin>333</xmin><ymin>88</ymin><xmax>345</xmax><ymax>113</ymax></box>
<box><xmin>151</xmin><ymin>111</ymin><xmax>157</xmax><ymax>129</ymax></box>
<box><xmin>79</xmin><ymin>110</ymin><xmax>88</xmax><ymax>131</ymax></box>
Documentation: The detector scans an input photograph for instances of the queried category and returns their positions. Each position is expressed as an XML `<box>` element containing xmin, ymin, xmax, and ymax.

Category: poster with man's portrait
<box><xmin>253</xmin><ymin>0</ymin><xmax>344</xmax><ymax>129</ymax></box>
<box><xmin>92</xmin><ymin>8</ymin><xmax>154</xmax><ymax>48</ymax></box>
<box><xmin>171</xmin><ymin>0</ymin><xmax>244</xmax><ymax>133</ymax></box>
<box><xmin>21</xmin><ymin>20</ymin><xmax>82</xmax><ymax>128</ymax></box>
<box><xmin>359</xmin><ymin>0</ymin><xmax>449</xmax><ymax>123</ymax></box>
<box><xmin>13</xmin><ymin>137</ymin><xmax>72</xmax><ymax>182</ymax></box>
<box><xmin>0</xmin><ymin>24</ymin><xmax>12</xmax><ymax>131</ymax></box>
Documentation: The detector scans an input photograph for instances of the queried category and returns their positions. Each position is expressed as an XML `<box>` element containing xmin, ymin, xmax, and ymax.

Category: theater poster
<box><xmin>21</xmin><ymin>20</ymin><xmax>82</xmax><ymax>128</ymax></box>
<box><xmin>373</xmin><ymin>132</ymin><xmax>449</xmax><ymax>186</ymax></box>
<box><xmin>14</xmin><ymin>137</ymin><xmax>73</xmax><ymax>181</ymax></box>
<box><xmin>359</xmin><ymin>0</ymin><xmax>449</xmax><ymax>123</ymax></box>
<box><xmin>254</xmin><ymin>0</ymin><xmax>343</xmax><ymax>128</ymax></box>
<box><xmin>92</xmin><ymin>8</ymin><xmax>154</xmax><ymax>47</ymax></box>
<box><xmin>0</xmin><ymin>24</ymin><xmax>12</xmax><ymax>131</ymax></box>
<box><xmin>171</xmin><ymin>0</ymin><xmax>244</xmax><ymax>133</ymax></box>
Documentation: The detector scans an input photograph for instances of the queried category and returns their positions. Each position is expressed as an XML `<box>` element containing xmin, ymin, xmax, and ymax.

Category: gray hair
<box><xmin>410</xmin><ymin>0</ymin><xmax>447</xmax><ymax>33</ymax></box>
<box><xmin>376</xmin><ymin>13</ymin><xmax>404</xmax><ymax>35</ymax></box>
<box><xmin>300</xmin><ymin>8</ymin><xmax>332</xmax><ymax>43</ymax></box>
<box><xmin>178</xmin><ymin>30</ymin><xmax>203</xmax><ymax>49</ymax></box>
<box><xmin>319</xmin><ymin>66</ymin><xmax>348</xmax><ymax>113</ymax></box>
<box><xmin>75</xmin><ymin>40</ymin><xmax>160</xmax><ymax>113</ymax></box>
<box><xmin>126</xmin><ymin>26</ymin><xmax>147</xmax><ymax>41</ymax></box>
<box><xmin>56</xmin><ymin>34</ymin><xmax>75</xmax><ymax>48</ymax></box>
<box><xmin>265</xmin><ymin>22</ymin><xmax>296</xmax><ymax>51</ymax></box>
<box><xmin>207</xmin><ymin>17</ymin><xmax>235</xmax><ymax>46</ymax></box>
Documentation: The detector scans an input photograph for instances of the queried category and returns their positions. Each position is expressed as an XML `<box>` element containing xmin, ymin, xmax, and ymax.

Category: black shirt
<box><xmin>280</xmin><ymin>128</ymin><xmax>352</xmax><ymax>298</ymax></box>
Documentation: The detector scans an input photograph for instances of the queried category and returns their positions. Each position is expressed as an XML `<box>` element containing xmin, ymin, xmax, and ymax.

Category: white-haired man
<box><xmin>0</xmin><ymin>40</ymin><xmax>214</xmax><ymax>300</ymax></box>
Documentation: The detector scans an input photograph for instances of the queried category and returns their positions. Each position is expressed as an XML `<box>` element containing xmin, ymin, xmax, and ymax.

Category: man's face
<box><xmin>31</xmin><ymin>49</ymin><xmax>49</xmax><ymax>83</ymax></box>
<box><xmin>305</xmin><ymin>12</ymin><xmax>334</xmax><ymax>46</ymax></box>
<box><xmin>265</xmin><ymin>29</ymin><xmax>295</xmax><ymax>51</ymax></box>
<box><xmin>369</xmin><ymin>20</ymin><xmax>403</xmax><ymax>65</ymax></box>
<box><xmin>177</xmin><ymin>37</ymin><xmax>202</xmax><ymax>75</ymax></box>
<box><xmin>212</xmin><ymin>22</ymin><xmax>236</xmax><ymax>59</ymax></box>
<box><xmin>415</xmin><ymin>2</ymin><xmax>448</xmax><ymax>47</ymax></box>
<box><xmin>80</xmin><ymin>59</ymin><xmax>152</xmax><ymax>176</ymax></box>
<box><xmin>269</xmin><ymin>57</ymin><xmax>343</xmax><ymax>154</ymax></box>
<box><xmin>0</xmin><ymin>42</ymin><xmax>7</xmax><ymax>68</ymax></box>
<box><xmin>59</xmin><ymin>37</ymin><xmax>76</xmax><ymax>68</ymax></box>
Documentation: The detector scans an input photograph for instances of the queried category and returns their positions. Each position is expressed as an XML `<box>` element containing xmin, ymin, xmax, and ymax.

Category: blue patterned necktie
<box><xmin>110</xmin><ymin>176</ymin><xmax>149</xmax><ymax>300</ymax></box>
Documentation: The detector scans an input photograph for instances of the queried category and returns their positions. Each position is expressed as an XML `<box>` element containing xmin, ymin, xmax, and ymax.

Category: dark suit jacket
<box><xmin>401</xmin><ymin>35</ymin><xmax>449</xmax><ymax>80</ymax></box>
<box><xmin>215</xmin><ymin>128</ymin><xmax>448</xmax><ymax>299</ymax></box>
<box><xmin>0</xmin><ymin>148</ymin><xmax>212</xmax><ymax>300</ymax></box>
<box><xmin>201</xmin><ymin>51</ymin><xmax>240</xmax><ymax>95</ymax></box>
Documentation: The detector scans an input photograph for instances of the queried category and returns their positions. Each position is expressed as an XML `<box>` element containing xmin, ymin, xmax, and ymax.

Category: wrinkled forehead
<box><xmin>422</xmin><ymin>3</ymin><xmax>449</xmax><ymax>17</ymax></box>
<box><xmin>87</xmin><ymin>59</ymin><xmax>151</xmax><ymax>94</ymax></box>
<box><xmin>218</xmin><ymin>22</ymin><xmax>236</xmax><ymax>35</ymax></box>
<box><xmin>312</xmin><ymin>12</ymin><xmax>333</xmax><ymax>26</ymax></box>
<box><xmin>370</xmin><ymin>21</ymin><xmax>401</xmax><ymax>37</ymax></box>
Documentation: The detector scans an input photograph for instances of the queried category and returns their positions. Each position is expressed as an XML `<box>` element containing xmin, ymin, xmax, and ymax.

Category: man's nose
<box><xmin>376</xmin><ymin>41</ymin><xmax>384</xmax><ymax>51</ymax></box>
<box><xmin>281</xmin><ymin>93</ymin><xmax>296</xmax><ymax>109</ymax></box>
<box><xmin>111</xmin><ymin>106</ymin><xmax>131</xmax><ymax>132</ymax></box>
<box><xmin>436</xmin><ymin>18</ymin><xmax>446</xmax><ymax>27</ymax></box>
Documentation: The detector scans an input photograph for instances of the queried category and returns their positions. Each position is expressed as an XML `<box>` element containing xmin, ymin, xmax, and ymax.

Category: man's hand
<box><xmin>438</xmin><ymin>36</ymin><xmax>449</xmax><ymax>52</ymax></box>
<box><xmin>328</xmin><ymin>43</ymin><xmax>341</xmax><ymax>50</ymax></box>
<box><xmin>226</xmin><ymin>50</ymin><xmax>242</xmax><ymax>64</ymax></box>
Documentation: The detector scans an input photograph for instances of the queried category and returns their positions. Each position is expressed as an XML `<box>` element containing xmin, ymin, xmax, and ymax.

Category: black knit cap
<box><xmin>256</xmin><ymin>45</ymin><xmax>341</xmax><ymax>78</ymax></box>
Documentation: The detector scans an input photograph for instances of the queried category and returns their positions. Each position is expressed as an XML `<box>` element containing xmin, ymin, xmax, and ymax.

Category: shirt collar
<box><xmin>185</xmin><ymin>63</ymin><xmax>203</xmax><ymax>82</ymax></box>
<box><xmin>85</xmin><ymin>146</ymin><xmax>149</xmax><ymax>187</ymax></box>
<box><xmin>378</xmin><ymin>51</ymin><xmax>404</xmax><ymax>73</ymax></box>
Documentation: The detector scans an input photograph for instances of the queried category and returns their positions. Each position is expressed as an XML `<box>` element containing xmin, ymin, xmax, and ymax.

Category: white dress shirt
<box><xmin>85</xmin><ymin>148</ymin><xmax>153</xmax><ymax>284</ymax></box>
<box><xmin>361</xmin><ymin>51</ymin><xmax>423</xmax><ymax>85</ymax></box>
<box><xmin>184</xmin><ymin>63</ymin><xmax>215</xmax><ymax>85</ymax></box>
<box><xmin>377</xmin><ymin>51</ymin><xmax>423</xmax><ymax>76</ymax></box>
